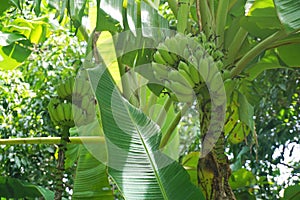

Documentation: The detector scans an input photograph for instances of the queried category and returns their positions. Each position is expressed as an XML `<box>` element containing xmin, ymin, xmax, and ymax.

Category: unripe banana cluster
<box><xmin>48</xmin><ymin>97</ymin><xmax>75</xmax><ymax>127</ymax></box>
<box><xmin>196</xmin><ymin>32</ymin><xmax>224</xmax><ymax>66</ymax></box>
<box><xmin>152</xmin><ymin>33</ymin><xmax>226</xmax><ymax>104</ymax></box>
<box><xmin>48</xmin><ymin>70</ymin><xmax>97</xmax><ymax>127</ymax></box>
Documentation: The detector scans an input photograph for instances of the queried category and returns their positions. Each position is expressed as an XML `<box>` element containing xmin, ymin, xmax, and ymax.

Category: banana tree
<box><xmin>79</xmin><ymin>0</ymin><xmax>300</xmax><ymax>199</ymax></box>
<box><xmin>1</xmin><ymin>0</ymin><xmax>300</xmax><ymax>199</ymax></box>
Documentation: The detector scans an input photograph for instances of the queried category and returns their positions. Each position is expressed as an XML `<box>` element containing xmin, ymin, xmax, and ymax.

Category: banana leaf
<box><xmin>89</xmin><ymin>65</ymin><xmax>204</xmax><ymax>199</ymax></box>
<box><xmin>72</xmin><ymin>145</ymin><xmax>114</xmax><ymax>200</ymax></box>
<box><xmin>274</xmin><ymin>0</ymin><xmax>300</xmax><ymax>33</ymax></box>
<box><xmin>69</xmin><ymin>122</ymin><xmax>113</xmax><ymax>199</ymax></box>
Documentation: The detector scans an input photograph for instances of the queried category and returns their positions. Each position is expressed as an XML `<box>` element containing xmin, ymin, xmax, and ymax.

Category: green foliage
<box><xmin>0</xmin><ymin>176</ymin><xmax>56</xmax><ymax>200</ymax></box>
<box><xmin>92</xmin><ymin>66</ymin><xmax>205</xmax><ymax>199</ymax></box>
<box><xmin>274</xmin><ymin>0</ymin><xmax>300</xmax><ymax>32</ymax></box>
<box><xmin>0</xmin><ymin>7</ymin><xmax>85</xmax><ymax>197</ymax></box>
<box><xmin>73</xmin><ymin>146</ymin><xmax>114</xmax><ymax>200</ymax></box>
<box><xmin>1</xmin><ymin>0</ymin><xmax>300</xmax><ymax>199</ymax></box>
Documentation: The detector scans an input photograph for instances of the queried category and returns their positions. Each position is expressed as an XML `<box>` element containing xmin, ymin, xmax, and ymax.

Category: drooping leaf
<box><xmin>245</xmin><ymin>50</ymin><xmax>287</xmax><ymax>80</ymax></box>
<box><xmin>225</xmin><ymin>91</ymin><xmax>251</xmax><ymax>144</ymax></box>
<box><xmin>72</xmin><ymin>146</ymin><xmax>113</xmax><ymax>200</ymax></box>
<box><xmin>274</xmin><ymin>0</ymin><xmax>300</xmax><ymax>33</ymax></box>
<box><xmin>248</xmin><ymin>0</ymin><xmax>281</xmax><ymax>29</ymax></box>
<box><xmin>0</xmin><ymin>176</ymin><xmax>55</xmax><ymax>200</ymax></box>
<box><xmin>89</xmin><ymin>65</ymin><xmax>204</xmax><ymax>199</ymax></box>
<box><xmin>277</xmin><ymin>43</ymin><xmax>300</xmax><ymax>67</ymax></box>
<box><xmin>238</xmin><ymin>91</ymin><xmax>254</xmax><ymax>131</ymax></box>
<box><xmin>240</xmin><ymin>0</ymin><xmax>281</xmax><ymax>38</ymax></box>
<box><xmin>70</xmin><ymin>120</ymin><xmax>113</xmax><ymax>199</ymax></box>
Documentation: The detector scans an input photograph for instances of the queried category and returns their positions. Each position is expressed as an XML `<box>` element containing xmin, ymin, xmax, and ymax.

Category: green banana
<box><xmin>188</xmin><ymin>63</ymin><xmax>200</xmax><ymax>84</ymax></box>
<box><xmin>183</xmin><ymin>48</ymin><xmax>191</xmax><ymax>60</ymax></box>
<box><xmin>189</xmin><ymin>55</ymin><xmax>198</xmax><ymax>67</ymax></box>
<box><xmin>64</xmin><ymin>78</ymin><xmax>74</xmax><ymax>96</ymax></box>
<box><xmin>56</xmin><ymin>84</ymin><xmax>68</xmax><ymax>99</ymax></box>
<box><xmin>86</xmin><ymin>100</ymin><xmax>96</xmax><ymax>116</ymax></box>
<box><xmin>75</xmin><ymin>78</ymin><xmax>92</xmax><ymax>97</ymax></box>
<box><xmin>195</xmin><ymin>48</ymin><xmax>204</xmax><ymax>60</ymax></box>
<box><xmin>206</xmin><ymin>59</ymin><xmax>219</xmax><ymax>83</ymax></box>
<box><xmin>175</xmin><ymin>34</ymin><xmax>188</xmax><ymax>55</ymax></box>
<box><xmin>178</xmin><ymin>68</ymin><xmax>195</xmax><ymax>88</ymax></box>
<box><xmin>153</xmin><ymin>51</ymin><xmax>167</xmax><ymax>65</ymax></box>
<box><xmin>74</xmin><ymin>79</ymin><xmax>83</xmax><ymax>95</ymax></box>
<box><xmin>157</xmin><ymin>44</ymin><xmax>176</xmax><ymax>66</ymax></box>
<box><xmin>166</xmin><ymin>81</ymin><xmax>194</xmax><ymax>103</ymax></box>
<box><xmin>83</xmin><ymin>80</ymin><xmax>92</xmax><ymax>96</ymax></box>
<box><xmin>49</xmin><ymin>97</ymin><xmax>61</xmax><ymax>107</ymax></box>
<box><xmin>199</xmin><ymin>32</ymin><xmax>207</xmax><ymax>43</ymax></box>
<box><xmin>198</xmin><ymin>58</ymin><xmax>209</xmax><ymax>81</ymax></box>
<box><xmin>170</xmin><ymin>52</ymin><xmax>179</xmax><ymax>63</ymax></box>
<box><xmin>165</xmin><ymin>81</ymin><xmax>194</xmax><ymax>95</ymax></box>
<box><xmin>48</xmin><ymin>105</ymin><xmax>60</xmax><ymax>124</ymax></box>
<box><xmin>152</xmin><ymin>62</ymin><xmax>170</xmax><ymax>80</ymax></box>
<box><xmin>73</xmin><ymin>104</ymin><xmax>84</xmax><ymax>125</ymax></box>
<box><xmin>72</xmin><ymin>105</ymin><xmax>80</xmax><ymax>122</ymax></box>
<box><xmin>63</xmin><ymin>103</ymin><xmax>72</xmax><ymax>122</ymax></box>
<box><xmin>168</xmin><ymin>69</ymin><xmax>194</xmax><ymax>88</ymax></box>
<box><xmin>208</xmin><ymin>72</ymin><xmax>222</xmax><ymax>93</ymax></box>
<box><xmin>164</xmin><ymin>38</ymin><xmax>181</xmax><ymax>59</ymax></box>
<box><xmin>178</xmin><ymin>61</ymin><xmax>190</xmax><ymax>74</ymax></box>
<box><xmin>56</xmin><ymin>103</ymin><xmax>65</xmax><ymax>122</ymax></box>
<box><xmin>177</xmin><ymin>0</ymin><xmax>189</xmax><ymax>33</ymax></box>
<box><xmin>47</xmin><ymin>98</ymin><xmax>61</xmax><ymax>123</ymax></box>
<box><xmin>81</xmin><ymin>95</ymin><xmax>90</xmax><ymax>111</ymax></box>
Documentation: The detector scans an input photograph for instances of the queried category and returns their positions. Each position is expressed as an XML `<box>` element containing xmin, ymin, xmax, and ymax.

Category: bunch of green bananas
<box><xmin>196</xmin><ymin>32</ymin><xmax>224</xmax><ymax>66</ymax></box>
<box><xmin>48</xmin><ymin>69</ymin><xmax>98</xmax><ymax>127</ymax></box>
<box><xmin>56</xmin><ymin>74</ymin><xmax>92</xmax><ymax>101</ymax></box>
<box><xmin>56</xmin><ymin>77</ymin><xmax>74</xmax><ymax>101</ymax></box>
<box><xmin>152</xmin><ymin>33</ymin><xmax>226</xmax><ymax>104</ymax></box>
<box><xmin>47</xmin><ymin>97</ymin><xmax>75</xmax><ymax>127</ymax></box>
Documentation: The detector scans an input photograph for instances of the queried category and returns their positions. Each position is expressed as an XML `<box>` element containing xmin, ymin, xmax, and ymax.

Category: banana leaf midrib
<box><xmin>126</xmin><ymin>104</ymin><xmax>168</xmax><ymax>199</ymax></box>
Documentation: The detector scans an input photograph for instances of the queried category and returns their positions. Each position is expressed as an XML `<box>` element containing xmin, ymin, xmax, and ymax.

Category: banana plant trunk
<box><xmin>197</xmin><ymin>100</ymin><xmax>236</xmax><ymax>200</ymax></box>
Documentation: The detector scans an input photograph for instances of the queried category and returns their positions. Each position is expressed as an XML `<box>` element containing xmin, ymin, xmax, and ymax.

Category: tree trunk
<box><xmin>197</xmin><ymin>99</ymin><xmax>236</xmax><ymax>200</ymax></box>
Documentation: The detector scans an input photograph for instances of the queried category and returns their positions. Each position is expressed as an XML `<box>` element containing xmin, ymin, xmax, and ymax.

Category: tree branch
<box><xmin>0</xmin><ymin>136</ymin><xmax>105</xmax><ymax>145</ymax></box>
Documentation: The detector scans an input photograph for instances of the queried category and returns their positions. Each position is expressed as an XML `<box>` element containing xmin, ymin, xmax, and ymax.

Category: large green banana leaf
<box><xmin>89</xmin><ymin>66</ymin><xmax>204</xmax><ymax>199</ymax></box>
<box><xmin>274</xmin><ymin>0</ymin><xmax>300</xmax><ymax>33</ymax></box>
